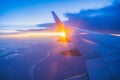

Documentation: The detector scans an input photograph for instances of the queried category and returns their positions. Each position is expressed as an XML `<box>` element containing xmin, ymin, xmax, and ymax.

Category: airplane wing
<box><xmin>51</xmin><ymin>11</ymin><xmax>65</xmax><ymax>32</ymax></box>
<box><xmin>52</xmin><ymin>11</ymin><xmax>120</xmax><ymax>80</ymax></box>
<box><xmin>52</xmin><ymin>11</ymin><xmax>70</xmax><ymax>42</ymax></box>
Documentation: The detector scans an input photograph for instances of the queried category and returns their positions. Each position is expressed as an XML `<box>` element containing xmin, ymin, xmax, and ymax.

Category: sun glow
<box><xmin>0</xmin><ymin>31</ymin><xmax>66</xmax><ymax>38</ymax></box>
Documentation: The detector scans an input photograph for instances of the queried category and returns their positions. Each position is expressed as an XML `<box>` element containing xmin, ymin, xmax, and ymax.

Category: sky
<box><xmin>0</xmin><ymin>0</ymin><xmax>113</xmax><ymax>26</ymax></box>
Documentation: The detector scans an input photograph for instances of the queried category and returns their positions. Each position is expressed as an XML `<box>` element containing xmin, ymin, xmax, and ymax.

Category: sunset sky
<box><xmin>0</xmin><ymin>0</ymin><xmax>120</xmax><ymax>34</ymax></box>
<box><xmin>0</xmin><ymin>0</ymin><xmax>113</xmax><ymax>25</ymax></box>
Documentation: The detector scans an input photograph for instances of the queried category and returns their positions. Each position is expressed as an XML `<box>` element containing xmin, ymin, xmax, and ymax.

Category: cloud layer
<box><xmin>65</xmin><ymin>2</ymin><xmax>120</xmax><ymax>33</ymax></box>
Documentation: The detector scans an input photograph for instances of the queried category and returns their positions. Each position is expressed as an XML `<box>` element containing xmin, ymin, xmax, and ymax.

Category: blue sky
<box><xmin>0</xmin><ymin>0</ymin><xmax>113</xmax><ymax>26</ymax></box>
